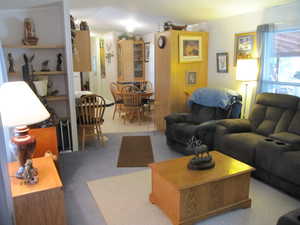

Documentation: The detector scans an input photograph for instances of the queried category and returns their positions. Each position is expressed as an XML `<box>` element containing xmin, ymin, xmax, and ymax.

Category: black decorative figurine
<box><xmin>56</xmin><ymin>53</ymin><xmax>63</xmax><ymax>71</ymax></box>
<box><xmin>41</xmin><ymin>60</ymin><xmax>50</xmax><ymax>72</ymax></box>
<box><xmin>186</xmin><ymin>136</ymin><xmax>215</xmax><ymax>170</ymax></box>
<box><xmin>8</xmin><ymin>53</ymin><xmax>16</xmax><ymax>72</ymax></box>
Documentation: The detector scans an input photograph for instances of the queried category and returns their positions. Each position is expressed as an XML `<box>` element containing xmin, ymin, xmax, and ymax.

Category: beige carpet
<box><xmin>87</xmin><ymin>170</ymin><xmax>300</xmax><ymax>225</ymax></box>
<box><xmin>87</xmin><ymin>170</ymin><xmax>172</xmax><ymax>225</ymax></box>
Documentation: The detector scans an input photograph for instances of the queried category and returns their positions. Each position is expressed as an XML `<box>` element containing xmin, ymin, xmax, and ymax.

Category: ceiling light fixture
<box><xmin>120</xmin><ymin>18</ymin><xmax>141</xmax><ymax>33</ymax></box>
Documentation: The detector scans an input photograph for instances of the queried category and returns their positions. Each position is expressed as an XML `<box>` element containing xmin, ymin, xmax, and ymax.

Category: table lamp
<box><xmin>236</xmin><ymin>59</ymin><xmax>258</xmax><ymax>118</ymax></box>
<box><xmin>0</xmin><ymin>81</ymin><xmax>50</xmax><ymax>180</ymax></box>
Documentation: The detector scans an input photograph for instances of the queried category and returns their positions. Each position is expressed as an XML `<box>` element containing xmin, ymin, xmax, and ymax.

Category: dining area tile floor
<box><xmin>101</xmin><ymin>105</ymin><xmax>156</xmax><ymax>134</ymax></box>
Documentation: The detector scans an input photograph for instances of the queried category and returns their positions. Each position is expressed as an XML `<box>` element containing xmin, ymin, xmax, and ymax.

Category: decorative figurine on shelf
<box><xmin>22</xmin><ymin>54</ymin><xmax>36</xmax><ymax>92</ymax></box>
<box><xmin>47</xmin><ymin>80</ymin><xmax>59</xmax><ymax>96</ymax></box>
<box><xmin>22</xmin><ymin>159</ymin><xmax>39</xmax><ymax>185</ymax></box>
<box><xmin>56</xmin><ymin>53</ymin><xmax>63</xmax><ymax>71</ymax></box>
<box><xmin>8</xmin><ymin>53</ymin><xmax>16</xmax><ymax>73</ymax></box>
<box><xmin>186</xmin><ymin>136</ymin><xmax>215</xmax><ymax>170</ymax></box>
<box><xmin>70</xmin><ymin>15</ymin><xmax>76</xmax><ymax>53</ymax></box>
<box><xmin>41</xmin><ymin>60</ymin><xmax>50</xmax><ymax>72</ymax></box>
<box><xmin>80</xmin><ymin>21</ymin><xmax>89</xmax><ymax>31</ymax></box>
<box><xmin>23</xmin><ymin>18</ymin><xmax>39</xmax><ymax>45</ymax></box>
<box><xmin>163</xmin><ymin>21</ymin><xmax>187</xmax><ymax>31</ymax></box>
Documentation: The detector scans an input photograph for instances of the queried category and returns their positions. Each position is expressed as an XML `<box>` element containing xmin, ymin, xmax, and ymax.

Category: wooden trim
<box><xmin>33</xmin><ymin>71</ymin><xmax>66</xmax><ymax>76</ymax></box>
<box><xmin>3</xmin><ymin>44</ymin><xmax>65</xmax><ymax>49</ymax></box>
<box><xmin>46</xmin><ymin>95</ymin><xmax>68</xmax><ymax>101</ymax></box>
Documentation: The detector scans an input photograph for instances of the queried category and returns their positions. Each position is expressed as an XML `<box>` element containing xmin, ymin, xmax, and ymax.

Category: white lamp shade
<box><xmin>236</xmin><ymin>59</ymin><xmax>258</xmax><ymax>81</ymax></box>
<box><xmin>0</xmin><ymin>81</ymin><xmax>50</xmax><ymax>127</ymax></box>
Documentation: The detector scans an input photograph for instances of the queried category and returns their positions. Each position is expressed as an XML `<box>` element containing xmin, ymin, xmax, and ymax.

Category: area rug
<box><xmin>87</xmin><ymin>170</ymin><xmax>300</xmax><ymax>225</ymax></box>
<box><xmin>117</xmin><ymin>136</ymin><xmax>154</xmax><ymax>167</ymax></box>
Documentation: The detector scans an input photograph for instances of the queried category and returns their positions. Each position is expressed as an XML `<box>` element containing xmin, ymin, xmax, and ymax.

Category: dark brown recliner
<box><xmin>214</xmin><ymin>93</ymin><xmax>300</xmax><ymax>199</ymax></box>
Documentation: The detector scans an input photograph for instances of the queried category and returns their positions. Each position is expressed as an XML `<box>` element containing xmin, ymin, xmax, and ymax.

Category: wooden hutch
<box><xmin>117</xmin><ymin>40</ymin><xmax>145</xmax><ymax>82</ymax></box>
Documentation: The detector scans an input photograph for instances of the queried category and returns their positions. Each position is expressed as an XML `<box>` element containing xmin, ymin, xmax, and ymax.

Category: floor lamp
<box><xmin>236</xmin><ymin>59</ymin><xmax>258</xmax><ymax>119</ymax></box>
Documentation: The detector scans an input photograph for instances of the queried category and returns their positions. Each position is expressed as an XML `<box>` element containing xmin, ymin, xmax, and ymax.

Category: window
<box><xmin>260</xmin><ymin>29</ymin><xmax>300</xmax><ymax>96</ymax></box>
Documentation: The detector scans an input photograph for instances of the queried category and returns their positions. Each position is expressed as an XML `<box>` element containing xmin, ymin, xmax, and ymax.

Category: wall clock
<box><xmin>158</xmin><ymin>36</ymin><xmax>166</xmax><ymax>49</ymax></box>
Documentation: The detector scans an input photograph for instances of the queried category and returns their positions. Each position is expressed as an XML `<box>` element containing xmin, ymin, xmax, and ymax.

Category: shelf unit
<box><xmin>3</xmin><ymin>44</ymin><xmax>68</xmax><ymax>121</ymax></box>
<box><xmin>0</xmin><ymin>1</ymin><xmax>79</xmax><ymax>151</ymax></box>
<box><xmin>46</xmin><ymin>95</ymin><xmax>68</xmax><ymax>101</ymax></box>
<box><xmin>8</xmin><ymin>71</ymin><xmax>66</xmax><ymax>76</ymax></box>
<box><xmin>3</xmin><ymin>44</ymin><xmax>65</xmax><ymax>49</ymax></box>
<box><xmin>33</xmin><ymin>71</ymin><xmax>65</xmax><ymax>75</ymax></box>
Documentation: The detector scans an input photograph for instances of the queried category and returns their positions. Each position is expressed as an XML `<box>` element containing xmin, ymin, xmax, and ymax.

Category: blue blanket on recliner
<box><xmin>188</xmin><ymin>88</ymin><xmax>241</xmax><ymax>110</ymax></box>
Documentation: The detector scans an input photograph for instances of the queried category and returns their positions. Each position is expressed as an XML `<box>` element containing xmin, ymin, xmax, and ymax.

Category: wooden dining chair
<box><xmin>140</xmin><ymin>81</ymin><xmax>154</xmax><ymax>112</ymax></box>
<box><xmin>120</xmin><ymin>86</ymin><xmax>143</xmax><ymax>124</ymax></box>
<box><xmin>77</xmin><ymin>94</ymin><xmax>106</xmax><ymax>151</ymax></box>
<box><xmin>110</xmin><ymin>82</ymin><xmax>123</xmax><ymax>120</ymax></box>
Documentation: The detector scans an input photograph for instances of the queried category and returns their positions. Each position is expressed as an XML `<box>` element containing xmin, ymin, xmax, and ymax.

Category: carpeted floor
<box><xmin>59</xmin><ymin>131</ymin><xmax>300</xmax><ymax>225</ymax></box>
<box><xmin>59</xmin><ymin>131</ymin><xmax>181</xmax><ymax>225</ymax></box>
<box><xmin>88</xmin><ymin>170</ymin><xmax>300</xmax><ymax>225</ymax></box>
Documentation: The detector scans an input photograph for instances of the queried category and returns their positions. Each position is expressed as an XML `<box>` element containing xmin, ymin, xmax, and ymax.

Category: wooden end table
<box><xmin>8</xmin><ymin>157</ymin><xmax>67</xmax><ymax>225</ymax></box>
<box><xmin>149</xmin><ymin>151</ymin><xmax>255</xmax><ymax>225</ymax></box>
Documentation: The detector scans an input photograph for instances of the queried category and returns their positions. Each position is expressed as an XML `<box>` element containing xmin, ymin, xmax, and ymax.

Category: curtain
<box><xmin>0</xmin><ymin>41</ymin><xmax>15</xmax><ymax>225</ymax></box>
<box><xmin>256</xmin><ymin>23</ymin><xmax>275</xmax><ymax>93</ymax></box>
<box><xmin>0</xmin><ymin>42</ymin><xmax>14</xmax><ymax>162</ymax></box>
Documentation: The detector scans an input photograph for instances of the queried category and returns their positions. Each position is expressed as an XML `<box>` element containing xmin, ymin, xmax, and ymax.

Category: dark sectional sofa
<box><xmin>214</xmin><ymin>93</ymin><xmax>300</xmax><ymax>199</ymax></box>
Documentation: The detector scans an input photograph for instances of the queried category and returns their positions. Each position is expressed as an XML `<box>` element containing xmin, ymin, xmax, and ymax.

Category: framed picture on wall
<box><xmin>186</xmin><ymin>71</ymin><xmax>197</xmax><ymax>85</ymax></box>
<box><xmin>216</xmin><ymin>52</ymin><xmax>229</xmax><ymax>73</ymax></box>
<box><xmin>179</xmin><ymin>35</ymin><xmax>202</xmax><ymax>63</ymax></box>
<box><xmin>144</xmin><ymin>42</ymin><xmax>150</xmax><ymax>63</ymax></box>
<box><xmin>234</xmin><ymin>32</ymin><xmax>256</xmax><ymax>65</ymax></box>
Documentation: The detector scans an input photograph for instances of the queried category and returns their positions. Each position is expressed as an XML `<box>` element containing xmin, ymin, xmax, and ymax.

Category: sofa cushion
<box><xmin>190</xmin><ymin>104</ymin><xmax>227</xmax><ymax>124</ymax></box>
<box><xmin>256</xmin><ymin>141</ymin><xmax>300</xmax><ymax>186</ymax></box>
<box><xmin>219</xmin><ymin>132</ymin><xmax>266</xmax><ymax>165</ymax></box>
<box><xmin>166</xmin><ymin>122</ymin><xmax>200</xmax><ymax>145</ymax></box>
<box><xmin>288</xmin><ymin>111</ymin><xmax>300</xmax><ymax>135</ymax></box>
<box><xmin>249</xmin><ymin>93</ymin><xmax>298</xmax><ymax>136</ymax></box>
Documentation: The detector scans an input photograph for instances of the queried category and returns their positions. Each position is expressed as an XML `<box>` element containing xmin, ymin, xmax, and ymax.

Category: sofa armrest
<box><xmin>195</xmin><ymin>120</ymin><xmax>217</xmax><ymax>133</ymax></box>
<box><xmin>277</xmin><ymin>208</ymin><xmax>300</xmax><ymax>225</ymax></box>
<box><xmin>217</xmin><ymin>119</ymin><xmax>252</xmax><ymax>133</ymax></box>
<box><xmin>165</xmin><ymin>113</ymin><xmax>192</xmax><ymax>124</ymax></box>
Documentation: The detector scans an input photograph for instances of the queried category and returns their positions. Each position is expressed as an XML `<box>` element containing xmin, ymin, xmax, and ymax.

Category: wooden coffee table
<box><xmin>149</xmin><ymin>151</ymin><xmax>255</xmax><ymax>225</ymax></box>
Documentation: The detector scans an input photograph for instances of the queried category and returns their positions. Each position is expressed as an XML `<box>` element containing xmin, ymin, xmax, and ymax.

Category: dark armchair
<box><xmin>165</xmin><ymin>88</ymin><xmax>242</xmax><ymax>155</ymax></box>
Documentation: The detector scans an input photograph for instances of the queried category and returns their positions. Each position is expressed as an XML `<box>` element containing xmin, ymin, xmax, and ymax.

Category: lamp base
<box><xmin>11</xmin><ymin>126</ymin><xmax>37</xmax><ymax>181</ymax></box>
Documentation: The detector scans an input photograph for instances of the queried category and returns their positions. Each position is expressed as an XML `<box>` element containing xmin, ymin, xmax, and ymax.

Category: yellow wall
<box><xmin>155</xmin><ymin>30</ymin><xmax>208</xmax><ymax>130</ymax></box>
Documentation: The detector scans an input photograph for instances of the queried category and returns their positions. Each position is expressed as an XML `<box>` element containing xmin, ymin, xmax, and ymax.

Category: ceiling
<box><xmin>70</xmin><ymin>0</ymin><xmax>296</xmax><ymax>34</ymax></box>
<box><xmin>0</xmin><ymin>0</ymin><xmax>296</xmax><ymax>34</ymax></box>
<box><xmin>0</xmin><ymin>0</ymin><xmax>61</xmax><ymax>9</ymax></box>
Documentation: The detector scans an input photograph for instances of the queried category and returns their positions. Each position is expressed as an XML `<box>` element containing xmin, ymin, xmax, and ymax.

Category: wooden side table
<box><xmin>8</xmin><ymin>157</ymin><xmax>67</xmax><ymax>225</ymax></box>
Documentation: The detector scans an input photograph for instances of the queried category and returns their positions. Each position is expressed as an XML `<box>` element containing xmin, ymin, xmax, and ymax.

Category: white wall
<box><xmin>97</xmin><ymin>32</ymin><xmax>119</xmax><ymax>100</ymax></box>
<box><xmin>207</xmin><ymin>1</ymin><xmax>300</xmax><ymax>117</ymax></box>
<box><xmin>143</xmin><ymin>32</ymin><xmax>155</xmax><ymax>92</ymax></box>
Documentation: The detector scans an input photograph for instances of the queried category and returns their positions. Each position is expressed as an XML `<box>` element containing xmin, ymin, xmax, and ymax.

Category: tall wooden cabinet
<box><xmin>118</xmin><ymin>40</ymin><xmax>145</xmax><ymax>81</ymax></box>
<box><xmin>154</xmin><ymin>30</ymin><xmax>209</xmax><ymax>130</ymax></box>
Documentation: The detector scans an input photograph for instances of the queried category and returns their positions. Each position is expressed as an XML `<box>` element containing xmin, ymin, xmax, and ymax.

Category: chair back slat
<box><xmin>121</xmin><ymin>85</ymin><xmax>142</xmax><ymax>107</ymax></box>
<box><xmin>78</xmin><ymin>94</ymin><xmax>106</xmax><ymax>126</ymax></box>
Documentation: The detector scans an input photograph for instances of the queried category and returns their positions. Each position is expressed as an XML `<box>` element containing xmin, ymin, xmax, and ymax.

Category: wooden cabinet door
<box><xmin>118</xmin><ymin>40</ymin><xmax>134</xmax><ymax>81</ymax></box>
<box><xmin>29</xmin><ymin>127</ymin><xmax>58</xmax><ymax>158</ymax></box>
<box><xmin>73</xmin><ymin>30</ymin><xmax>92</xmax><ymax>72</ymax></box>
